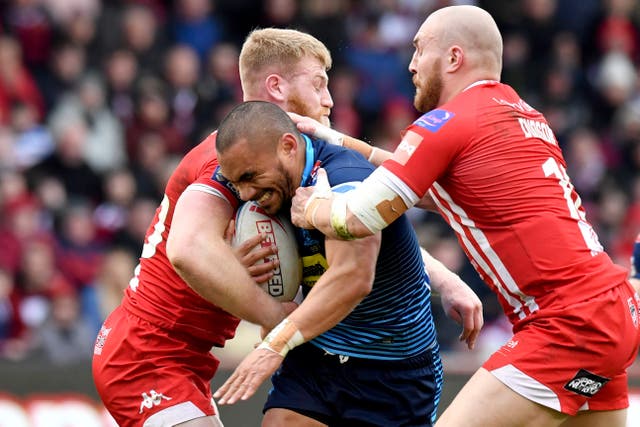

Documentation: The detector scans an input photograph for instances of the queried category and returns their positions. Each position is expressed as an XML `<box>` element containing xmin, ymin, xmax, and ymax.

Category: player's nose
<box><xmin>235</xmin><ymin>183</ymin><xmax>258</xmax><ymax>201</ymax></box>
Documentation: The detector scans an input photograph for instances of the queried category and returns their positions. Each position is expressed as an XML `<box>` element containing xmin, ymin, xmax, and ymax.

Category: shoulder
<box><xmin>313</xmin><ymin>138</ymin><xmax>375</xmax><ymax>185</ymax></box>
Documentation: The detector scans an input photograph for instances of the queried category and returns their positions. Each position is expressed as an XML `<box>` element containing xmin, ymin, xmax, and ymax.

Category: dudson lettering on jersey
<box><xmin>517</xmin><ymin>117</ymin><xmax>557</xmax><ymax>146</ymax></box>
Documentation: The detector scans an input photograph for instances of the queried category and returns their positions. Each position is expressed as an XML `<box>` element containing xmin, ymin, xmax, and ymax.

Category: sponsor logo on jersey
<box><xmin>414</xmin><ymin>109</ymin><xmax>454</xmax><ymax>132</ymax></box>
<box><xmin>392</xmin><ymin>130</ymin><xmax>423</xmax><ymax>165</ymax></box>
<box><xmin>629</xmin><ymin>297</ymin><xmax>638</xmax><ymax>328</ymax></box>
<box><xmin>212</xmin><ymin>166</ymin><xmax>240</xmax><ymax>198</ymax></box>
<box><xmin>301</xmin><ymin>253</ymin><xmax>328</xmax><ymax>287</ymax></box>
<box><xmin>139</xmin><ymin>390</ymin><xmax>172</xmax><ymax>414</ymax></box>
<box><xmin>563</xmin><ymin>369</ymin><xmax>610</xmax><ymax>397</ymax></box>
<box><xmin>93</xmin><ymin>326</ymin><xmax>111</xmax><ymax>355</ymax></box>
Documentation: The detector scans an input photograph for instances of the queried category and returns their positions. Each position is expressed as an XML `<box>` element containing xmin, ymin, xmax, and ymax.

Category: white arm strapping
<box><xmin>344</xmin><ymin>167</ymin><xmax>421</xmax><ymax>234</ymax></box>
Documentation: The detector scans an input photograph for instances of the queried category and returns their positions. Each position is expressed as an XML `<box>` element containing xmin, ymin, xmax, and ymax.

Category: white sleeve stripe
<box><xmin>184</xmin><ymin>183</ymin><xmax>234</xmax><ymax>206</ymax></box>
<box><xmin>345</xmin><ymin>167</ymin><xmax>420</xmax><ymax>234</ymax></box>
<box><xmin>375</xmin><ymin>167</ymin><xmax>421</xmax><ymax>207</ymax></box>
<box><xmin>430</xmin><ymin>183</ymin><xmax>538</xmax><ymax>318</ymax></box>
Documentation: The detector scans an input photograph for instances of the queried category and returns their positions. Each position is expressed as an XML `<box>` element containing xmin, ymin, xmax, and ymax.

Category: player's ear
<box><xmin>265</xmin><ymin>74</ymin><xmax>286</xmax><ymax>102</ymax></box>
<box><xmin>278</xmin><ymin>133</ymin><xmax>298</xmax><ymax>158</ymax></box>
<box><xmin>447</xmin><ymin>46</ymin><xmax>464</xmax><ymax>72</ymax></box>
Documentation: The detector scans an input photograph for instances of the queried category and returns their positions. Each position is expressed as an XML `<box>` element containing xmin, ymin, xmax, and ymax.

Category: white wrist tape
<box><xmin>330</xmin><ymin>195</ymin><xmax>355</xmax><ymax>240</ymax></box>
<box><xmin>367</xmin><ymin>147</ymin><xmax>378</xmax><ymax>163</ymax></box>
<box><xmin>257</xmin><ymin>318</ymin><xmax>304</xmax><ymax>357</ymax></box>
<box><xmin>314</xmin><ymin>125</ymin><xmax>344</xmax><ymax>146</ymax></box>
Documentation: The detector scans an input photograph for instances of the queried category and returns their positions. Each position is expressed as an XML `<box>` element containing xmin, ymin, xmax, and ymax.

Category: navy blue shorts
<box><xmin>263</xmin><ymin>342</ymin><xmax>443</xmax><ymax>426</ymax></box>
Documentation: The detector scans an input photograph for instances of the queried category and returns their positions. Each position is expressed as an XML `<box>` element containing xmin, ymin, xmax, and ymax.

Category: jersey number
<box><xmin>542</xmin><ymin>158</ymin><xmax>603</xmax><ymax>255</ymax></box>
<box><xmin>129</xmin><ymin>195</ymin><xmax>170</xmax><ymax>291</ymax></box>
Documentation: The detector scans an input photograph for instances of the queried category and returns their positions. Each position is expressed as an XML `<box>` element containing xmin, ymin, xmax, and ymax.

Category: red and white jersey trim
<box><xmin>429</xmin><ymin>183</ymin><xmax>539</xmax><ymax>319</ymax></box>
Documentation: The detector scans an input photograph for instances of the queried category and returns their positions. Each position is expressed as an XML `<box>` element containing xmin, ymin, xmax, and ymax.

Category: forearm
<box><xmin>420</xmin><ymin>247</ymin><xmax>461</xmax><ymax>294</ymax></box>
<box><xmin>168</xmin><ymin>191</ymin><xmax>287</xmax><ymax>330</ymax></box>
<box><xmin>341</xmin><ymin>136</ymin><xmax>392</xmax><ymax>167</ymax></box>
<box><xmin>173</xmin><ymin>236</ymin><xmax>287</xmax><ymax>329</ymax></box>
<box><xmin>285</xmin><ymin>236</ymin><xmax>379</xmax><ymax>341</ymax></box>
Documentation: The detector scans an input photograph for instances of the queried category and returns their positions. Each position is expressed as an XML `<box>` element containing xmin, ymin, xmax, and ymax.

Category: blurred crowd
<box><xmin>0</xmin><ymin>0</ymin><xmax>639</xmax><ymax>365</ymax></box>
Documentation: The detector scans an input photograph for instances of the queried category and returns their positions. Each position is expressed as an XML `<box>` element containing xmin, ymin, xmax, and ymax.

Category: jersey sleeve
<box><xmin>381</xmin><ymin>108</ymin><xmax>471</xmax><ymax>198</ymax></box>
<box><xmin>185</xmin><ymin>165</ymin><xmax>242</xmax><ymax>211</ymax></box>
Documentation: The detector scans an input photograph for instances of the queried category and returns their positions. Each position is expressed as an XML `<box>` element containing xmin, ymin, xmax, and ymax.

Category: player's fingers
<box><xmin>288</xmin><ymin>112</ymin><xmax>317</xmax><ymax>134</ymax></box>
<box><xmin>217</xmin><ymin>371</ymin><xmax>250</xmax><ymax>405</ymax></box>
<box><xmin>213</xmin><ymin>371</ymin><xmax>239</xmax><ymax>403</ymax></box>
<box><xmin>233</xmin><ymin>233</ymin><xmax>264</xmax><ymax>258</ymax></box>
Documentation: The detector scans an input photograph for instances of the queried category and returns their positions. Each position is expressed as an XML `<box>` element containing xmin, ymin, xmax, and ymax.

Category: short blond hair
<box><xmin>239</xmin><ymin>28</ymin><xmax>332</xmax><ymax>96</ymax></box>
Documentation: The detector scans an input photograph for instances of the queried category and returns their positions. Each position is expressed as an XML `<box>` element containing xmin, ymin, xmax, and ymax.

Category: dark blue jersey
<box><xmin>298</xmin><ymin>135</ymin><xmax>438</xmax><ymax>360</ymax></box>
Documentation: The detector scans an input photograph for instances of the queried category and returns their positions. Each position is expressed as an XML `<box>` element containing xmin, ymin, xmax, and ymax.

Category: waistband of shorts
<box><xmin>296</xmin><ymin>342</ymin><xmax>438</xmax><ymax>370</ymax></box>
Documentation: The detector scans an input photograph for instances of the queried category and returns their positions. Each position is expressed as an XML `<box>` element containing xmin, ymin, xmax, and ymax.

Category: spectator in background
<box><xmin>125</xmin><ymin>76</ymin><xmax>185</xmax><ymax>162</ymax></box>
<box><xmin>9</xmin><ymin>101</ymin><xmax>54</xmax><ymax>170</ymax></box>
<box><xmin>35</xmin><ymin>286</ymin><xmax>96</xmax><ymax>365</ymax></box>
<box><xmin>102</xmin><ymin>48</ymin><xmax>139</xmax><ymax>128</ymax></box>
<box><xmin>171</xmin><ymin>0</ymin><xmax>225</xmax><ymax>64</ymax></box>
<box><xmin>0</xmin><ymin>35</ymin><xmax>46</xmax><ymax>125</ymax></box>
<box><xmin>15</xmin><ymin>238</ymin><xmax>71</xmax><ymax>349</ymax></box>
<box><xmin>48</xmin><ymin>72</ymin><xmax>126</xmax><ymax>174</ymax></box>
<box><xmin>162</xmin><ymin>44</ymin><xmax>201</xmax><ymax>143</ymax></box>
<box><xmin>93</xmin><ymin>168</ymin><xmax>138</xmax><ymax>241</ymax></box>
<box><xmin>27</xmin><ymin>112</ymin><xmax>104</xmax><ymax>204</ymax></box>
<box><xmin>38</xmin><ymin>40</ymin><xmax>88</xmax><ymax>112</ymax></box>
<box><xmin>4</xmin><ymin>0</ymin><xmax>54</xmax><ymax>78</ymax></box>
<box><xmin>194</xmin><ymin>41</ymin><xmax>242</xmax><ymax>139</ymax></box>
<box><xmin>0</xmin><ymin>266</ymin><xmax>27</xmax><ymax>360</ymax></box>
<box><xmin>54</xmin><ymin>199</ymin><xmax>105</xmax><ymax>292</ymax></box>
<box><xmin>84</xmin><ymin>247</ymin><xmax>137</xmax><ymax>333</ymax></box>
<box><xmin>118</xmin><ymin>3</ymin><xmax>167</xmax><ymax>75</ymax></box>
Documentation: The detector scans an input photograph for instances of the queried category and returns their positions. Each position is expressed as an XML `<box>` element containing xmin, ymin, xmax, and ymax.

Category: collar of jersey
<box><xmin>300</xmin><ymin>133</ymin><xmax>315</xmax><ymax>186</ymax></box>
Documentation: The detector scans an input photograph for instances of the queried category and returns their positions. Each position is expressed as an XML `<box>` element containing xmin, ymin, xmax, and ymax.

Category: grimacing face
<box><xmin>218</xmin><ymin>138</ymin><xmax>299</xmax><ymax>215</ymax></box>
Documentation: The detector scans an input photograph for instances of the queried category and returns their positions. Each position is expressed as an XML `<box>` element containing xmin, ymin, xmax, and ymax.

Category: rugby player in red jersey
<box><xmin>290</xmin><ymin>5</ymin><xmax>640</xmax><ymax>427</ymax></box>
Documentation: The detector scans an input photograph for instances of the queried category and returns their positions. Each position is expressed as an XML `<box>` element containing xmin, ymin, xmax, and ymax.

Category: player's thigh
<box><xmin>436</xmin><ymin>368</ymin><xmax>568</xmax><ymax>427</ymax></box>
<box><xmin>263</xmin><ymin>408</ymin><xmax>327</xmax><ymax>427</ymax></box>
<box><xmin>559</xmin><ymin>409</ymin><xmax>627</xmax><ymax>427</ymax></box>
<box><xmin>175</xmin><ymin>415</ymin><xmax>224</xmax><ymax>427</ymax></box>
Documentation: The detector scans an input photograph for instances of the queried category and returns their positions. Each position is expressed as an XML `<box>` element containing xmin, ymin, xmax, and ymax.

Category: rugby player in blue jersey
<box><xmin>213</xmin><ymin>100</ymin><xmax>468</xmax><ymax>426</ymax></box>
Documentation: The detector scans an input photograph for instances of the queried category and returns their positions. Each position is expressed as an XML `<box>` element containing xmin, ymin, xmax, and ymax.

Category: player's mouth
<box><xmin>256</xmin><ymin>190</ymin><xmax>273</xmax><ymax>207</ymax></box>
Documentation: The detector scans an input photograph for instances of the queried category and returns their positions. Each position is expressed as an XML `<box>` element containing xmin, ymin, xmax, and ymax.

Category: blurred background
<box><xmin>0</xmin><ymin>0</ymin><xmax>638</xmax><ymax>425</ymax></box>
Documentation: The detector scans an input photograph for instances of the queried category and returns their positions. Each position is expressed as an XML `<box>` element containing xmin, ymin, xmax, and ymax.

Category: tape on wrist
<box><xmin>315</xmin><ymin>125</ymin><xmax>344</xmax><ymax>146</ymax></box>
<box><xmin>304</xmin><ymin>198</ymin><xmax>323</xmax><ymax>228</ymax></box>
<box><xmin>257</xmin><ymin>318</ymin><xmax>304</xmax><ymax>357</ymax></box>
<box><xmin>330</xmin><ymin>195</ymin><xmax>355</xmax><ymax>240</ymax></box>
<box><xmin>367</xmin><ymin>147</ymin><xmax>378</xmax><ymax>163</ymax></box>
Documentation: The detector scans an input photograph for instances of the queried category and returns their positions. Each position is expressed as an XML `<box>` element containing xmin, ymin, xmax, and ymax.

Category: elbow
<box><xmin>350</xmin><ymin>270</ymin><xmax>375</xmax><ymax>300</ymax></box>
<box><xmin>166</xmin><ymin>232</ymin><xmax>191</xmax><ymax>276</ymax></box>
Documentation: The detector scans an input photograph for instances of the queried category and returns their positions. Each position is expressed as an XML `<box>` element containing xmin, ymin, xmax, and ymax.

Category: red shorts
<box><xmin>483</xmin><ymin>281</ymin><xmax>640</xmax><ymax>415</ymax></box>
<box><xmin>92</xmin><ymin>306</ymin><xmax>223</xmax><ymax>427</ymax></box>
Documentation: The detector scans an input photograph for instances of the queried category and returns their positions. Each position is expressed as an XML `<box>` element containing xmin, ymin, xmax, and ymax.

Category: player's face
<box><xmin>282</xmin><ymin>57</ymin><xmax>333</xmax><ymax>126</ymax></box>
<box><xmin>409</xmin><ymin>27</ymin><xmax>444</xmax><ymax>113</ymax></box>
<box><xmin>412</xmin><ymin>58</ymin><xmax>443</xmax><ymax>113</ymax></box>
<box><xmin>218</xmin><ymin>139</ymin><xmax>298</xmax><ymax>215</ymax></box>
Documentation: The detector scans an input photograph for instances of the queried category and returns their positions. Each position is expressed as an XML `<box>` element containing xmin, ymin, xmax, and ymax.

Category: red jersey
<box><xmin>383</xmin><ymin>81</ymin><xmax>628</xmax><ymax>327</ymax></box>
<box><xmin>121</xmin><ymin>132</ymin><xmax>242</xmax><ymax>347</ymax></box>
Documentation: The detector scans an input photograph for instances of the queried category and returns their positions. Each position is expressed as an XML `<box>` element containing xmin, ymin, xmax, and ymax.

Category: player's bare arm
<box><xmin>214</xmin><ymin>232</ymin><xmax>381</xmax><ymax>405</ymax></box>
<box><xmin>421</xmin><ymin>248</ymin><xmax>483</xmax><ymax>349</ymax></box>
<box><xmin>167</xmin><ymin>190</ymin><xmax>291</xmax><ymax>330</ymax></box>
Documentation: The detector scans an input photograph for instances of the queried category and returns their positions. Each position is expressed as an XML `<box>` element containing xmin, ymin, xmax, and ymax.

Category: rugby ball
<box><xmin>232</xmin><ymin>201</ymin><xmax>302</xmax><ymax>301</ymax></box>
